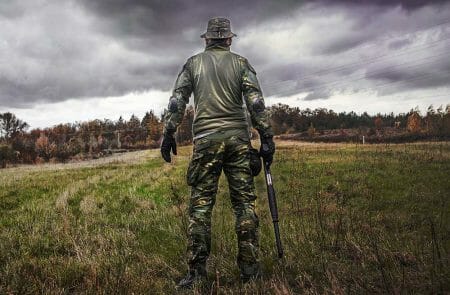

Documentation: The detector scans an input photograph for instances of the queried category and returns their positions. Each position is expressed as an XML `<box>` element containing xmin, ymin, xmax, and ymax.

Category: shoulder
<box><xmin>229</xmin><ymin>51</ymin><xmax>246</xmax><ymax>62</ymax></box>
<box><xmin>178</xmin><ymin>55</ymin><xmax>199</xmax><ymax>74</ymax></box>
<box><xmin>185</xmin><ymin>55</ymin><xmax>196</xmax><ymax>66</ymax></box>
<box><xmin>184</xmin><ymin>52</ymin><xmax>207</xmax><ymax>68</ymax></box>
<box><xmin>190</xmin><ymin>52</ymin><xmax>202</xmax><ymax>60</ymax></box>
<box><xmin>230</xmin><ymin>52</ymin><xmax>256</xmax><ymax>74</ymax></box>
<box><xmin>189</xmin><ymin>51</ymin><xmax>208</xmax><ymax>61</ymax></box>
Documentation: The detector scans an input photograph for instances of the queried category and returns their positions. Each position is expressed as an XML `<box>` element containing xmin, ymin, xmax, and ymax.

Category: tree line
<box><xmin>269</xmin><ymin>103</ymin><xmax>450</xmax><ymax>135</ymax></box>
<box><xmin>0</xmin><ymin>108</ymin><xmax>182</xmax><ymax>167</ymax></box>
<box><xmin>1</xmin><ymin>104</ymin><xmax>449</xmax><ymax>167</ymax></box>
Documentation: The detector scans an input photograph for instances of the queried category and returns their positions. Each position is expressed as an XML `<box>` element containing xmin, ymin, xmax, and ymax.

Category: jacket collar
<box><xmin>205</xmin><ymin>43</ymin><xmax>231</xmax><ymax>51</ymax></box>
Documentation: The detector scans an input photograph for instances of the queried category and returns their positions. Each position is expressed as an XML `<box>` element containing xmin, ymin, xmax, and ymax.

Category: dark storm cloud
<box><xmin>79</xmin><ymin>0</ymin><xmax>302</xmax><ymax>33</ymax></box>
<box><xmin>1</xmin><ymin>0</ymin><xmax>450</xmax><ymax>108</ymax></box>
<box><xmin>366</xmin><ymin>47</ymin><xmax>450</xmax><ymax>91</ymax></box>
<box><xmin>0</xmin><ymin>0</ymin><xmax>188</xmax><ymax>108</ymax></box>
<box><xmin>254</xmin><ymin>0</ymin><xmax>450</xmax><ymax>100</ymax></box>
<box><xmin>318</xmin><ymin>0</ymin><xmax>450</xmax><ymax>9</ymax></box>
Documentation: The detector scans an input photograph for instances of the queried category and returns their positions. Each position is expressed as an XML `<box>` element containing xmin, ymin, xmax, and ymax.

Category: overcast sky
<box><xmin>1</xmin><ymin>0</ymin><xmax>449</xmax><ymax>128</ymax></box>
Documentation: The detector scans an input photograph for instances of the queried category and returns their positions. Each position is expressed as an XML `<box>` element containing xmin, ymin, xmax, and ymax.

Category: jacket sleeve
<box><xmin>163</xmin><ymin>58</ymin><xmax>193</xmax><ymax>135</ymax></box>
<box><xmin>241</xmin><ymin>59</ymin><xmax>273</xmax><ymax>138</ymax></box>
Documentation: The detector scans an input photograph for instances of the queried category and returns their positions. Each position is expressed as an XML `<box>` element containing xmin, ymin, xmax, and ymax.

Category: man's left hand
<box><xmin>161</xmin><ymin>133</ymin><xmax>177</xmax><ymax>163</ymax></box>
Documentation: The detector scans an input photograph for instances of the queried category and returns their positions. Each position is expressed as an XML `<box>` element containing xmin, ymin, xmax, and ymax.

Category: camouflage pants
<box><xmin>186</xmin><ymin>129</ymin><xmax>260</xmax><ymax>278</ymax></box>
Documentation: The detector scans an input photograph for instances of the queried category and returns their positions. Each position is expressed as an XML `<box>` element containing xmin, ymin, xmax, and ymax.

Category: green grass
<box><xmin>1</xmin><ymin>142</ymin><xmax>449</xmax><ymax>294</ymax></box>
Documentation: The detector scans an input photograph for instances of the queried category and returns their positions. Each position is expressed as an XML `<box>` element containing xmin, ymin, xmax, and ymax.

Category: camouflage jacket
<box><xmin>163</xmin><ymin>44</ymin><xmax>273</xmax><ymax>138</ymax></box>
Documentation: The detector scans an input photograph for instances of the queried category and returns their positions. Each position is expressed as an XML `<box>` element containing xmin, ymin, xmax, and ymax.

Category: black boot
<box><xmin>176</xmin><ymin>267</ymin><xmax>207</xmax><ymax>289</ymax></box>
<box><xmin>240</xmin><ymin>264</ymin><xmax>262</xmax><ymax>284</ymax></box>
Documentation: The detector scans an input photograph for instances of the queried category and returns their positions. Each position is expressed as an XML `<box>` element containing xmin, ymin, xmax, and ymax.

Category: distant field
<box><xmin>1</xmin><ymin>141</ymin><xmax>449</xmax><ymax>294</ymax></box>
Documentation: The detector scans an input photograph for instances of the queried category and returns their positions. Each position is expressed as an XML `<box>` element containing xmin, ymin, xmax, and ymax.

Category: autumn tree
<box><xmin>142</xmin><ymin>110</ymin><xmax>163</xmax><ymax>145</ymax></box>
<box><xmin>35</xmin><ymin>133</ymin><xmax>56</xmax><ymax>161</ymax></box>
<box><xmin>177</xmin><ymin>106</ymin><xmax>194</xmax><ymax>143</ymax></box>
<box><xmin>374</xmin><ymin>116</ymin><xmax>383</xmax><ymax>130</ymax></box>
<box><xmin>406</xmin><ymin>111</ymin><xmax>422</xmax><ymax>133</ymax></box>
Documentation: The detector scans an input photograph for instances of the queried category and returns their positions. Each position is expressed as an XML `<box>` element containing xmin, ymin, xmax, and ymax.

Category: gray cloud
<box><xmin>388</xmin><ymin>38</ymin><xmax>413</xmax><ymax>50</ymax></box>
<box><xmin>330</xmin><ymin>0</ymin><xmax>450</xmax><ymax>9</ymax></box>
<box><xmin>248</xmin><ymin>1</ymin><xmax>450</xmax><ymax>100</ymax></box>
<box><xmin>1</xmin><ymin>0</ymin><xmax>450</xmax><ymax>109</ymax></box>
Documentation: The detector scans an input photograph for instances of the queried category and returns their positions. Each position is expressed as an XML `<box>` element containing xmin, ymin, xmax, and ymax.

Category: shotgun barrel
<box><xmin>263</xmin><ymin>160</ymin><xmax>283</xmax><ymax>258</ymax></box>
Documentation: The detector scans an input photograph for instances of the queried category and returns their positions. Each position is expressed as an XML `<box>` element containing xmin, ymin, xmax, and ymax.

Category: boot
<box><xmin>176</xmin><ymin>267</ymin><xmax>207</xmax><ymax>289</ymax></box>
<box><xmin>239</xmin><ymin>263</ymin><xmax>262</xmax><ymax>284</ymax></box>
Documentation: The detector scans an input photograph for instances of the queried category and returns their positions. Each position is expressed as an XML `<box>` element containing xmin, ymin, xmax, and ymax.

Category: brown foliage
<box><xmin>35</xmin><ymin>133</ymin><xmax>56</xmax><ymax>161</ymax></box>
<box><xmin>406</xmin><ymin>112</ymin><xmax>422</xmax><ymax>133</ymax></box>
<box><xmin>374</xmin><ymin>117</ymin><xmax>383</xmax><ymax>130</ymax></box>
<box><xmin>176</xmin><ymin>106</ymin><xmax>194</xmax><ymax>143</ymax></box>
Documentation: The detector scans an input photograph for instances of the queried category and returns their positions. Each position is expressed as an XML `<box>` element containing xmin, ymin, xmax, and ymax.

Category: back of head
<box><xmin>205</xmin><ymin>38</ymin><xmax>232</xmax><ymax>48</ymax></box>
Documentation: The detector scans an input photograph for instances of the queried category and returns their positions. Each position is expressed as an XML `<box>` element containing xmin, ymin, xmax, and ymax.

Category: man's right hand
<box><xmin>161</xmin><ymin>133</ymin><xmax>177</xmax><ymax>163</ymax></box>
<box><xmin>259</xmin><ymin>135</ymin><xmax>275</xmax><ymax>166</ymax></box>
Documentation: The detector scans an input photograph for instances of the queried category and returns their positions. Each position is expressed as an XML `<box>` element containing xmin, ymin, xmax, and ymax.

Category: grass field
<box><xmin>1</xmin><ymin>141</ymin><xmax>449</xmax><ymax>294</ymax></box>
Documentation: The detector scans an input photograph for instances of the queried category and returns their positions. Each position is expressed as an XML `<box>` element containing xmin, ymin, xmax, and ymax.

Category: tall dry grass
<box><xmin>0</xmin><ymin>141</ymin><xmax>449</xmax><ymax>294</ymax></box>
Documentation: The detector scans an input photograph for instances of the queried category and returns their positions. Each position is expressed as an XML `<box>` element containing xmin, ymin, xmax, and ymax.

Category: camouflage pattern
<box><xmin>186</xmin><ymin>129</ymin><xmax>260</xmax><ymax>277</ymax></box>
<box><xmin>164</xmin><ymin>31</ymin><xmax>272</xmax><ymax>279</ymax></box>
<box><xmin>163</xmin><ymin>44</ymin><xmax>273</xmax><ymax>138</ymax></box>
<box><xmin>200</xmin><ymin>17</ymin><xmax>236</xmax><ymax>39</ymax></box>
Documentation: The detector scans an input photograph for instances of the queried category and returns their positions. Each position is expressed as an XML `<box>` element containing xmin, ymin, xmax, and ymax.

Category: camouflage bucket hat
<box><xmin>200</xmin><ymin>17</ymin><xmax>237</xmax><ymax>39</ymax></box>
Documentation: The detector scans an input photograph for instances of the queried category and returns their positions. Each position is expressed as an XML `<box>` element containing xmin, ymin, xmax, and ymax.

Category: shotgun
<box><xmin>263</xmin><ymin>160</ymin><xmax>284</xmax><ymax>258</ymax></box>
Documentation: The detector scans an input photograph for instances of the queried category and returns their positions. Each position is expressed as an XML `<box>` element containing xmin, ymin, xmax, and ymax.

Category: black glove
<box><xmin>161</xmin><ymin>133</ymin><xmax>177</xmax><ymax>163</ymax></box>
<box><xmin>259</xmin><ymin>135</ymin><xmax>275</xmax><ymax>166</ymax></box>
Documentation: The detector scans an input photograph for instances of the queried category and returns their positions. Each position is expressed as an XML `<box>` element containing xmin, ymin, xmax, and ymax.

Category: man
<box><xmin>160</xmin><ymin>17</ymin><xmax>275</xmax><ymax>288</ymax></box>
